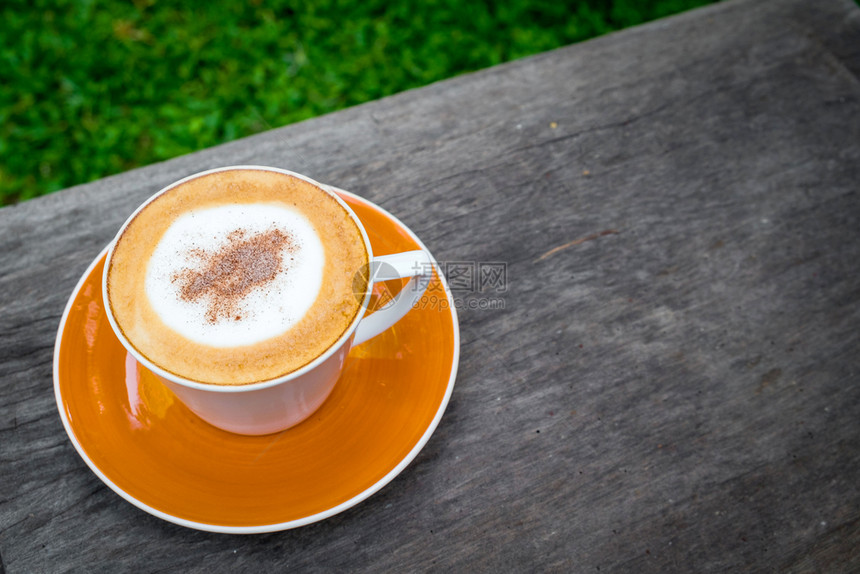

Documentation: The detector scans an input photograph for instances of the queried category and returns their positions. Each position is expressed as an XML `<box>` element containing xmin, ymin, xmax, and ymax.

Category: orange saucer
<box><xmin>53</xmin><ymin>190</ymin><xmax>459</xmax><ymax>533</ymax></box>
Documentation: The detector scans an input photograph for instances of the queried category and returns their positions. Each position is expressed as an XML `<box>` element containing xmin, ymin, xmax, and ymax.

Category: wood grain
<box><xmin>2</xmin><ymin>0</ymin><xmax>860</xmax><ymax>570</ymax></box>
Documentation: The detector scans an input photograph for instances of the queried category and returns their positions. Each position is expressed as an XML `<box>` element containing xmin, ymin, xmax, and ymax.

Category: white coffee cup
<box><xmin>102</xmin><ymin>166</ymin><xmax>432</xmax><ymax>435</ymax></box>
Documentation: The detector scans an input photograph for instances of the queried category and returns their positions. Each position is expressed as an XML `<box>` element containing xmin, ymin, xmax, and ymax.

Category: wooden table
<box><xmin>3</xmin><ymin>0</ymin><xmax>860</xmax><ymax>570</ymax></box>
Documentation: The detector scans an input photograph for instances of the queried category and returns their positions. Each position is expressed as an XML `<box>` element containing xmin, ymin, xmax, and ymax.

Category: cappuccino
<box><xmin>106</xmin><ymin>169</ymin><xmax>369</xmax><ymax>385</ymax></box>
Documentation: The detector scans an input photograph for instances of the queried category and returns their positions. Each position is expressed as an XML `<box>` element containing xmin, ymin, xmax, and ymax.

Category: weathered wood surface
<box><xmin>3</xmin><ymin>0</ymin><xmax>860</xmax><ymax>570</ymax></box>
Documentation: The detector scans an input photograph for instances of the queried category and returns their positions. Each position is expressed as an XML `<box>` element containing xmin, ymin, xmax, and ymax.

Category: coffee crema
<box><xmin>106</xmin><ymin>169</ymin><xmax>369</xmax><ymax>385</ymax></box>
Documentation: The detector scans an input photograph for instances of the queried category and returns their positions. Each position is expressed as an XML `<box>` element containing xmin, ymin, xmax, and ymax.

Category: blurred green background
<box><xmin>0</xmin><ymin>0</ymin><xmax>721</xmax><ymax>206</ymax></box>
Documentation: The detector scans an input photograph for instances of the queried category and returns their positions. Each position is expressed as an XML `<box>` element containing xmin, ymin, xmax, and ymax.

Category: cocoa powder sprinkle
<box><xmin>172</xmin><ymin>228</ymin><xmax>296</xmax><ymax>323</ymax></box>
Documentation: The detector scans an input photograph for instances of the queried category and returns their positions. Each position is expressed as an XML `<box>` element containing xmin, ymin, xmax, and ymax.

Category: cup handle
<box><xmin>352</xmin><ymin>250</ymin><xmax>433</xmax><ymax>346</ymax></box>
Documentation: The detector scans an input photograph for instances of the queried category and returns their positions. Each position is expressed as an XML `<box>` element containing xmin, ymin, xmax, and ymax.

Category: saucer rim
<box><xmin>52</xmin><ymin>188</ymin><xmax>460</xmax><ymax>534</ymax></box>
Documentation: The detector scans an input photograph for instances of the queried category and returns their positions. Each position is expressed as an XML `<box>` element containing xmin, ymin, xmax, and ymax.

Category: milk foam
<box><xmin>144</xmin><ymin>204</ymin><xmax>324</xmax><ymax>347</ymax></box>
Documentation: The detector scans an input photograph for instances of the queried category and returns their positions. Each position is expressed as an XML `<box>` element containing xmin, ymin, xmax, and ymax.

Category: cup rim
<box><xmin>101</xmin><ymin>165</ymin><xmax>375</xmax><ymax>393</ymax></box>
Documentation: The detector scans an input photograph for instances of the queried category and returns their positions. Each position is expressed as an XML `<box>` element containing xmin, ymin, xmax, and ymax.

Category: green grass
<box><xmin>0</xmin><ymin>0</ymin><xmax>719</xmax><ymax>205</ymax></box>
